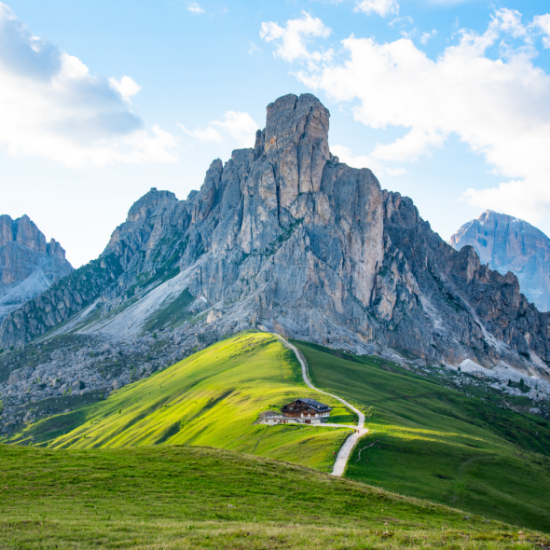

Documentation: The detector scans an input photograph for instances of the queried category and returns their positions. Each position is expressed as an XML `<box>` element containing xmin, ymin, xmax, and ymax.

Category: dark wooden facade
<box><xmin>280</xmin><ymin>398</ymin><xmax>331</xmax><ymax>423</ymax></box>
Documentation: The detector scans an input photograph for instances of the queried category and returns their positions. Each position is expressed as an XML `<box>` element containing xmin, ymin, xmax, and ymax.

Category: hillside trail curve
<box><xmin>272</xmin><ymin>333</ymin><xmax>368</xmax><ymax>477</ymax></box>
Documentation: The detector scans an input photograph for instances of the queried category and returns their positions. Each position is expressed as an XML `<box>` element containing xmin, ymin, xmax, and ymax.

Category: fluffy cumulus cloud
<box><xmin>260</xmin><ymin>12</ymin><xmax>332</xmax><ymax>66</ymax></box>
<box><xmin>354</xmin><ymin>0</ymin><xmax>399</xmax><ymax>18</ymax></box>
<box><xmin>330</xmin><ymin>144</ymin><xmax>381</xmax><ymax>173</ymax></box>
<box><xmin>331</xmin><ymin>145</ymin><xmax>406</xmax><ymax>176</ymax></box>
<box><xmin>108</xmin><ymin>75</ymin><xmax>142</xmax><ymax>99</ymax></box>
<box><xmin>0</xmin><ymin>3</ymin><xmax>178</xmax><ymax>168</ymax></box>
<box><xmin>261</xmin><ymin>8</ymin><xmax>550</xmax><ymax>222</ymax></box>
<box><xmin>179</xmin><ymin>111</ymin><xmax>259</xmax><ymax>148</ymax></box>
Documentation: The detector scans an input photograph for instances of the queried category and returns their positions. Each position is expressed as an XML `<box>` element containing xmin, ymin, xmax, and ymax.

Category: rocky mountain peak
<box><xmin>127</xmin><ymin>188</ymin><xmax>178</xmax><ymax>223</ymax></box>
<box><xmin>2</xmin><ymin>92</ymin><xmax>550</xmax><ymax>398</ymax></box>
<box><xmin>0</xmin><ymin>214</ymin><xmax>68</xmax><ymax>259</ymax></box>
<box><xmin>46</xmin><ymin>239</ymin><xmax>67</xmax><ymax>260</ymax></box>
<box><xmin>254</xmin><ymin>93</ymin><xmax>331</xmax><ymax>207</ymax></box>
<box><xmin>452</xmin><ymin>245</ymin><xmax>483</xmax><ymax>284</ymax></box>
<box><xmin>0</xmin><ymin>214</ymin><xmax>72</xmax><ymax>324</ymax></box>
<box><xmin>264</xmin><ymin>93</ymin><xmax>329</xmax><ymax>154</ymax></box>
<box><xmin>0</xmin><ymin>214</ymin><xmax>45</xmax><ymax>253</ymax></box>
<box><xmin>450</xmin><ymin>210</ymin><xmax>550</xmax><ymax>311</ymax></box>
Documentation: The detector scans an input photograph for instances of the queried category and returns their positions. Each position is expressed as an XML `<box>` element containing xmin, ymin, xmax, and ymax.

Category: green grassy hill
<box><xmin>6</xmin><ymin>332</ymin><xmax>352</xmax><ymax>472</ymax></box>
<box><xmin>5</xmin><ymin>331</ymin><xmax>550</xmax><ymax>534</ymax></box>
<box><xmin>0</xmin><ymin>443</ymin><xmax>545</xmax><ymax>549</ymax></box>
<box><xmin>294</xmin><ymin>340</ymin><xmax>550</xmax><ymax>532</ymax></box>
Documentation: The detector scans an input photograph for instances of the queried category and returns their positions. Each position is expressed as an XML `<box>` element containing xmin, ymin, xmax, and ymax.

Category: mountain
<box><xmin>450</xmin><ymin>210</ymin><xmax>550</xmax><ymax>312</ymax></box>
<box><xmin>1</xmin><ymin>93</ymin><xmax>550</xmax><ymax>433</ymax></box>
<box><xmin>0</xmin><ymin>214</ymin><xmax>73</xmax><ymax>325</ymax></box>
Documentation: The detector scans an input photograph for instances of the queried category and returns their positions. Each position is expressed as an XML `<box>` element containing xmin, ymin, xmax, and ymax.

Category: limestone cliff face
<box><xmin>1</xmin><ymin>94</ymin><xmax>549</xmax><ymax>382</ymax></box>
<box><xmin>450</xmin><ymin>211</ymin><xmax>550</xmax><ymax>312</ymax></box>
<box><xmin>0</xmin><ymin>215</ymin><xmax>73</xmax><ymax>324</ymax></box>
<box><xmin>380</xmin><ymin>200</ymin><xmax>550</xmax><ymax>370</ymax></box>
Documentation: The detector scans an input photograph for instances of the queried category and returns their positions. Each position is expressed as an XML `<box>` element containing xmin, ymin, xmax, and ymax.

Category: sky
<box><xmin>2</xmin><ymin>0</ymin><xmax>550</xmax><ymax>267</ymax></box>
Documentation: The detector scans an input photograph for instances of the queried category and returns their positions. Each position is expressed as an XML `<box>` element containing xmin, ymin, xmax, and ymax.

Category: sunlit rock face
<box><xmin>1</xmin><ymin>94</ymin><xmax>550</xmax><ymax>385</ymax></box>
<box><xmin>0</xmin><ymin>215</ymin><xmax>72</xmax><ymax>324</ymax></box>
<box><xmin>450</xmin><ymin>210</ymin><xmax>550</xmax><ymax>312</ymax></box>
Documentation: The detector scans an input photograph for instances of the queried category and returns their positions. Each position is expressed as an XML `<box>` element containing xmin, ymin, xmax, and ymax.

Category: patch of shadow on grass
<box><xmin>435</xmin><ymin>473</ymin><xmax>455</xmax><ymax>480</ymax></box>
<box><xmin>155</xmin><ymin>422</ymin><xmax>181</xmax><ymax>444</ymax></box>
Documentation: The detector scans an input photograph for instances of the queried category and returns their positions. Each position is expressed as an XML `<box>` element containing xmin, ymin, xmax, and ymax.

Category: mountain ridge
<box><xmin>2</xmin><ymin>93</ymin><xmax>549</xmax><ymax>370</ymax></box>
<box><xmin>0</xmin><ymin>214</ymin><xmax>73</xmax><ymax>325</ymax></box>
<box><xmin>1</xmin><ymin>92</ymin><xmax>549</xmax><ymax>434</ymax></box>
<box><xmin>450</xmin><ymin>209</ymin><xmax>550</xmax><ymax>312</ymax></box>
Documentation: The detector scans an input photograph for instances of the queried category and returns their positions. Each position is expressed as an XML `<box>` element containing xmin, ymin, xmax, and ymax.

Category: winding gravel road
<box><xmin>273</xmin><ymin>334</ymin><xmax>368</xmax><ymax>477</ymax></box>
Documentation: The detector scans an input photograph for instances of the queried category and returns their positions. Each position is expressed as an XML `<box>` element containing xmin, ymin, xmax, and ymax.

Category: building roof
<box><xmin>296</xmin><ymin>398</ymin><xmax>330</xmax><ymax>411</ymax></box>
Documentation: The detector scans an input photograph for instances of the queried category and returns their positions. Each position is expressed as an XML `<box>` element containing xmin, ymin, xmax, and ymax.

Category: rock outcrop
<box><xmin>1</xmin><ymin>93</ymin><xmax>549</xmax><ymax>383</ymax></box>
<box><xmin>449</xmin><ymin>210</ymin><xmax>550</xmax><ymax>312</ymax></box>
<box><xmin>0</xmin><ymin>215</ymin><xmax>73</xmax><ymax>325</ymax></box>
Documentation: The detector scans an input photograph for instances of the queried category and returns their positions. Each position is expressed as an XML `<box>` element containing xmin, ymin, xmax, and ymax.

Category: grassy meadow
<box><xmin>1</xmin><ymin>443</ymin><xmax>547</xmax><ymax>550</ymax></box>
<box><xmin>6</xmin><ymin>332</ymin><xmax>352</xmax><ymax>472</ymax></box>
<box><xmin>2</xmin><ymin>331</ymin><xmax>550</xmax><ymax>547</ymax></box>
<box><xmin>294</xmin><ymin>340</ymin><xmax>550</xmax><ymax>532</ymax></box>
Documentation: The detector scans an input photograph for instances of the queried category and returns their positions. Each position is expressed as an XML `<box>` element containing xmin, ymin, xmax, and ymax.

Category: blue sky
<box><xmin>2</xmin><ymin>0</ymin><xmax>550</xmax><ymax>266</ymax></box>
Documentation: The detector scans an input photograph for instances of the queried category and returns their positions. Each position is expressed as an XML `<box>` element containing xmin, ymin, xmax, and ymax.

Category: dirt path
<box><xmin>273</xmin><ymin>334</ymin><xmax>368</xmax><ymax>477</ymax></box>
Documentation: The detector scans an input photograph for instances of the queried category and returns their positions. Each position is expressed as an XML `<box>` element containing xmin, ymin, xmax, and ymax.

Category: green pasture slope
<box><xmin>7</xmin><ymin>332</ymin><xmax>352</xmax><ymax>472</ymax></box>
<box><xmin>4</xmin><ymin>330</ymin><xmax>550</xmax><ymax>543</ymax></box>
<box><xmin>1</xmin><ymin>443</ymin><xmax>547</xmax><ymax>550</ymax></box>
<box><xmin>295</xmin><ymin>340</ymin><xmax>550</xmax><ymax>532</ymax></box>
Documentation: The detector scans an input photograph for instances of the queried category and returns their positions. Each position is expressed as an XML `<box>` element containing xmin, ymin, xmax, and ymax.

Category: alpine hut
<box><xmin>259</xmin><ymin>398</ymin><xmax>332</xmax><ymax>425</ymax></box>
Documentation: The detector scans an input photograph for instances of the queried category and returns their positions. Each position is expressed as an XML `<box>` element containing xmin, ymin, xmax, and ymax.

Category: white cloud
<box><xmin>491</xmin><ymin>8</ymin><xmax>526</xmax><ymax>39</ymax></box>
<box><xmin>260</xmin><ymin>12</ymin><xmax>332</xmax><ymax>66</ymax></box>
<box><xmin>187</xmin><ymin>2</ymin><xmax>204</xmax><ymax>14</ymax></box>
<box><xmin>331</xmin><ymin>145</ymin><xmax>405</xmax><ymax>176</ymax></box>
<box><xmin>261</xmin><ymin>8</ymin><xmax>550</xmax><ymax>222</ymax></box>
<box><xmin>179</xmin><ymin>111</ymin><xmax>258</xmax><ymax>148</ymax></box>
<box><xmin>211</xmin><ymin>111</ymin><xmax>258</xmax><ymax>147</ymax></box>
<box><xmin>372</xmin><ymin>128</ymin><xmax>446</xmax><ymax>162</ymax></box>
<box><xmin>400</xmin><ymin>28</ymin><xmax>418</xmax><ymax>40</ymax></box>
<box><xmin>108</xmin><ymin>75</ymin><xmax>142</xmax><ymax>99</ymax></box>
<box><xmin>331</xmin><ymin>144</ymin><xmax>381</xmax><ymax>172</ymax></box>
<box><xmin>355</xmin><ymin>0</ymin><xmax>399</xmax><ymax>18</ymax></box>
<box><xmin>178</xmin><ymin>123</ymin><xmax>223</xmax><ymax>143</ymax></box>
<box><xmin>389</xmin><ymin>15</ymin><xmax>414</xmax><ymax>27</ymax></box>
<box><xmin>420</xmin><ymin>30</ymin><xmax>437</xmax><ymax>44</ymax></box>
<box><xmin>533</xmin><ymin>14</ymin><xmax>550</xmax><ymax>48</ymax></box>
<box><xmin>0</xmin><ymin>3</ymin><xmax>178</xmax><ymax>168</ymax></box>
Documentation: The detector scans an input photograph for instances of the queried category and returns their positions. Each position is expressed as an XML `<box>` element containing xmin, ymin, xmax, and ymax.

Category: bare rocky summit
<box><xmin>450</xmin><ymin>210</ymin><xmax>550</xmax><ymax>312</ymax></box>
<box><xmin>1</xmin><ymin>93</ymin><xmax>550</xmax><ymax>433</ymax></box>
<box><xmin>0</xmin><ymin>215</ymin><xmax>72</xmax><ymax>325</ymax></box>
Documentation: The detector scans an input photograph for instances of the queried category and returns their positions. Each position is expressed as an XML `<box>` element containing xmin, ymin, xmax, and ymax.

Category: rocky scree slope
<box><xmin>1</xmin><ymin>93</ymin><xmax>550</xmax><ymax>432</ymax></box>
<box><xmin>450</xmin><ymin>210</ymin><xmax>550</xmax><ymax>312</ymax></box>
<box><xmin>0</xmin><ymin>215</ymin><xmax>72</xmax><ymax>326</ymax></box>
<box><xmin>0</xmin><ymin>332</ymin><xmax>201</xmax><ymax>433</ymax></box>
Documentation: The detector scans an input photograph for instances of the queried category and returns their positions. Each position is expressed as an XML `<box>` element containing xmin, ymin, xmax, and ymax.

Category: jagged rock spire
<box><xmin>258</xmin><ymin>93</ymin><xmax>331</xmax><ymax>207</ymax></box>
